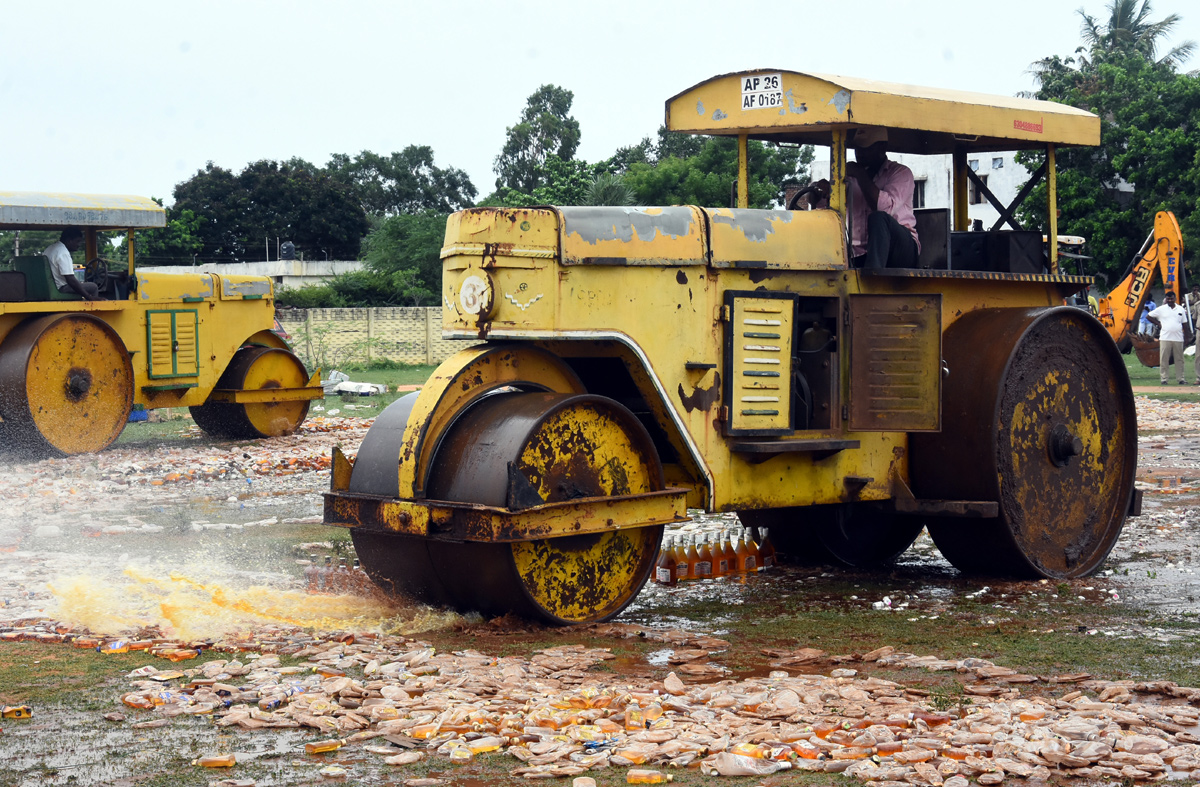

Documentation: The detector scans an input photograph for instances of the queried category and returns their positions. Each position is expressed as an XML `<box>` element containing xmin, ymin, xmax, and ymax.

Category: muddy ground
<box><xmin>0</xmin><ymin>398</ymin><xmax>1199</xmax><ymax>786</ymax></box>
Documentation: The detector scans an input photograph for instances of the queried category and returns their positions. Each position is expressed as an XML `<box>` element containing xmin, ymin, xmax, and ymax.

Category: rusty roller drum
<box><xmin>190</xmin><ymin>346</ymin><xmax>311</xmax><ymax>439</ymax></box>
<box><xmin>397</xmin><ymin>391</ymin><xmax>665</xmax><ymax>624</ymax></box>
<box><xmin>740</xmin><ymin>503</ymin><xmax>923</xmax><ymax>568</ymax></box>
<box><xmin>909</xmin><ymin>307</ymin><xmax>1137</xmax><ymax>578</ymax></box>
<box><xmin>0</xmin><ymin>314</ymin><xmax>133</xmax><ymax>456</ymax></box>
<box><xmin>346</xmin><ymin>393</ymin><xmax>456</xmax><ymax>606</ymax></box>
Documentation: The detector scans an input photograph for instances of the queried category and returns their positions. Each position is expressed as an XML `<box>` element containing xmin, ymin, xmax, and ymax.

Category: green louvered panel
<box><xmin>145</xmin><ymin>309</ymin><xmax>200</xmax><ymax>379</ymax></box>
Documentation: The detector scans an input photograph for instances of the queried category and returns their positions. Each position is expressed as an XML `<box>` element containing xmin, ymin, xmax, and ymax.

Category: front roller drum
<box><xmin>351</xmin><ymin>391</ymin><xmax>666</xmax><ymax>624</ymax></box>
<box><xmin>910</xmin><ymin>307</ymin><xmax>1137</xmax><ymax>578</ymax></box>
<box><xmin>190</xmin><ymin>346</ymin><xmax>311</xmax><ymax>439</ymax></box>
<box><xmin>0</xmin><ymin>313</ymin><xmax>133</xmax><ymax>456</ymax></box>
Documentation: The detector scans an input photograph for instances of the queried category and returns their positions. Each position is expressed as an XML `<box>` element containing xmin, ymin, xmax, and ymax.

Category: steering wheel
<box><xmin>84</xmin><ymin>258</ymin><xmax>109</xmax><ymax>285</ymax></box>
<box><xmin>787</xmin><ymin>184</ymin><xmax>823</xmax><ymax>211</ymax></box>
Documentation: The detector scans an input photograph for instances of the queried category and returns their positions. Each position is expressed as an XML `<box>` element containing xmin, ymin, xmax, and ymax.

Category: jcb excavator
<box><xmin>1094</xmin><ymin>211</ymin><xmax>1187</xmax><ymax>366</ymax></box>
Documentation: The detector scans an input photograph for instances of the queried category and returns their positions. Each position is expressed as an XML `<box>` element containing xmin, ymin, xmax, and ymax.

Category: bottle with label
<box><xmin>758</xmin><ymin>530</ymin><xmax>777</xmax><ymax>570</ymax></box>
<box><xmin>304</xmin><ymin>555</ymin><xmax>321</xmax><ymax>593</ymax></box>
<box><xmin>736</xmin><ymin>529</ymin><xmax>757</xmax><ymax>574</ymax></box>
<box><xmin>684</xmin><ymin>535</ymin><xmax>702</xmax><ymax>580</ymax></box>
<box><xmin>694</xmin><ymin>535</ymin><xmax>713</xmax><ymax>579</ymax></box>
<box><xmin>713</xmin><ymin>532</ymin><xmax>731</xmax><ymax>577</ymax></box>
<box><xmin>318</xmin><ymin>556</ymin><xmax>334</xmax><ymax>593</ymax></box>
<box><xmin>625</xmin><ymin>700</ymin><xmax>644</xmax><ymax>731</ymax></box>
<box><xmin>673</xmin><ymin>536</ymin><xmax>690</xmax><ymax>581</ymax></box>
<box><xmin>721</xmin><ymin>531</ymin><xmax>738</xmax><ymax>576</ymax></box>
<box><xmin>654</xmin><ymin>536</ymin><xmax>678</xmax><ymax>586</ymax></box>
<box><xmin>745</xmin><ymin>529</ymin><xmax>764</xmax><ymax>572</ymax></box>
<box><xmin>626</xmin><ymin>769</ymin><xmax>672</xmax><ymax>784</ymax></box>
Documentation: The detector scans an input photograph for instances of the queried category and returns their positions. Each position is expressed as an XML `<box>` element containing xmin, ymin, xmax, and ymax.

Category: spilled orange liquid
<box><xmin>48</xmin><ymin>566</ymin><xmax>460</xmax><ymax>640</ymax></box>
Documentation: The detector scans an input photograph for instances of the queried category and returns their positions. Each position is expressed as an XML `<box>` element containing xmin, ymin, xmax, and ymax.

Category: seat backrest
<box><xmin>10</xmin><ymin>255</ymin><xmax>81</xmax><ymax>301</ymax></box>
<box><xmin>913</xmin><ymin>208</ymin><xmax>949</xmax><ymax>270</ymax></box>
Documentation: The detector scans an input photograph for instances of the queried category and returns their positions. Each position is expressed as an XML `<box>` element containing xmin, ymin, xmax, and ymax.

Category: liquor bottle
<box><xmin>672</xmin><ymin>536</ymin><xmax>690</xmax><ymax>581</ymax></box>
<box><xmin>758</xmin><ymin>530</ymin><xmax>777</xmax><ymax>570</ymax></box>
<box><xmin>745</xmin><ymin>529</ymin><xmax>764</xmax><ymax>572</ymax></box>
<box><xmin>318</xmin><ymin>556</ymin><xmax>333</xmax><ymax>593</ymax></box>
<box><xmin>304</xmin><ymin>555</ymin><xmax>320</xmax><ymax>593</ymax></box>
<box><xmin>694</xmin><ymin>534</ymin><xmax>713</xmax><ymax>579</ymax></box>
<box><xmin>684</xmin><ymin>535</ymin><xmax>702</xmax><ymax>580</ymax></box>
<box><xmin>654</xmin><ymin>536</ymin><xmax>678</xmax><ymax>586</ymax></box>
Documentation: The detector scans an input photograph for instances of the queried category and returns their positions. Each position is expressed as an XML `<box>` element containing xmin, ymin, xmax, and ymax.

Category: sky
<box><xmin>3</xmin><ymin>0</ymin><xmax>1198</xmax><ymax>204</ymax></box>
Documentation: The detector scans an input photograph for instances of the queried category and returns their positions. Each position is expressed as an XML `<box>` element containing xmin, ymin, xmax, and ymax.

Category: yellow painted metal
<box><xmin>395</xmin><ymin>345</ymin><xmax>587</xmax><ymax>499</ymax></box>
<box><xmin>1047</xmin><ymin>145</ymin><xmax>1058</xmax><ymax>273</ymax></box>
<box><xmin>0</xmin><ymin>191</ymin><xmax>319</xmax><ymax>453</ymax></box>
<box><xmin>953</xmin><ymin>150</ymin><xmax>969</xmax><ymax>231</ymax></box>
<box><xmin>331</xmin><ymin>446</ymin><xmax>353</xmax><ymax>493</ymax></box>
<box><xmin>1096</xmin><ymin>211</ymin><xmax>1185</xmax><ymax>344</ymax></box>
<box><xmin>127</xmin><ymin>230</ymin><xmax>135</xmax><ymax>275</ymax></box>
<box><xmin>325</xmin><ymin>488</ymin><xmax>687</xmax><ymax>541</ymax></box>
<box><xmin>0</xmin><ymin>314</ymin><xmax>133</xmax><ymax>454</ymax></box>
<box><xmin>737</xmin><ymin>133</ymin><xmax>748</xmax><ymax>208</ymax></box>
<box><xmin>729</xmin><ymin>295</ymin><xmax>794</xmax><ymax>433</ymax></box>
<box><xmin>236</xmin><ymin>348</ymin><xmax>313</xmax><ymax>436</ymax></box>
<box><xmin>558</xmin><ymin>206</ymin><xmax>706</xmax><ymax>267</ymax></box>
<box><xmin>509</xmin><ymin>526</ymin><xmax>662</xmax><ymax>623</ymax></box>
<box><xmin>205</xmin><ymin>381</ymin><xmax>324</xmax><ymax>404</ymax></box>
<box><xmin>829</xmin><ymin>130</ymin><xmax>847</xmax><ymax>216</ymax></box>
<box><xmin>707</xmin><ymin>208</ymin><xmax>845</xmax><ymax>269</ymax></box>
<box><xmin>665</xmin><ymin>70</ymin><xmax>1099</xmax><ymax>153</ymax></box>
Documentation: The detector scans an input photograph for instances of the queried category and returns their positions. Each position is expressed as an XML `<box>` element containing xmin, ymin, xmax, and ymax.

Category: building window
<box><xmin>992</xmin><ymin>157</ymin><xmax>1004</xmax><ymax>169</ymax></box>
<box><xmin>969</xmin><ymin>174</ymin><xmax>989</xmax><ymax>205</ymax></box>
<box><xmin>913</xmin><ymin>179</ymin><xmax>926</xmax><ymax>209</ymax></box>
<box><xmin>968</xmin><ymin>159</ymin><xmax>979</xmax><ymax>171</ymax></box>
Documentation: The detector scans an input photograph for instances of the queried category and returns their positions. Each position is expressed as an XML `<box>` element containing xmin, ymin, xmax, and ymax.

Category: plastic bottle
<box><xmin>98</xmin><ymin>640</ymin><xmax>129</xmax><ymax>654</ymax></box>
<box><xmin>654</xmin><ymin>537</ymin><xmax>678</xmax><ymax>586</ymax></box>
<box><xmin>758</xmin><ymin>530</ymin><xmax>777</xmax><ymax>570</ymax></box>
<box><xmin>701</xmin><ymin>752</ymin><xmax>791</xmax><ymax>776</ymax></box>
<box><xmin>195</xmin><ymin>754</ymin><xmax>236</xmax><ymax>767</ymax></box>
<box><xmin>720</xmin><ymin>531</ymin><xmax>737</xmax><ymax>576</ymax></box>
<box><xmin>466</xmin><ymin>736</ymin><xmax>505</xmax><ymax>754</ymax></box>
<box><xmin>318</xmin><ymin>556</ymin><xmax>334</xmax><ymax>593</ymax></box>
<box><xmin>304</xmin><ymin>556</ymin><xmax>321</xmax><ymax>593</ymax></box>
<box><xmin>625</xmin><ymin>699</ymin><xmax>645</xmax><ymax>731</ymax></box>
<box><xmin>626</xmin><ymin>769</ymin><xmax>672</xmax><ymax>784</ymax></box>
<box><xmin>304</xmin><ymin>738</ymin><xmax>346</xmax><ymax>754</ymax></box>
<box><xmin>672</xmin><ymin>537</ymin><xmax>690</xmax><ymax>582</ymax></box>
<box><xmin>694</xmin><ymin>535</ymin><xmax>713</xmax><ymax>579</ymax></box>
<box><xmin>745</xmin><ymin>529</ymin><xmax>764</xmax><ymax>572</ymax></box>
<box><xmin>712</xmin><ymin>532</ymin><xmax>729</xmax><ymax>578</ymax></box>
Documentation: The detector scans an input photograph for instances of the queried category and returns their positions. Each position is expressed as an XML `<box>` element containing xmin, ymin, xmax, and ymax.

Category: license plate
<box><xmin>741</xmin><ymin>73</ymin><xmax>782</xmax><ymax>110</ymax></box>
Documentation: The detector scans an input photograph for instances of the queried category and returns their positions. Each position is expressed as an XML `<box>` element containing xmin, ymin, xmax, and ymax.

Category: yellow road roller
<box><xmin>0</xmin><ymin>192</ymin><xmax>321</xmax><ymax>455</ymax></box>
<box><xmin>324</xmin><ymin>70</ymin><xmax>1139</xmax><ymax>624</ymax></box>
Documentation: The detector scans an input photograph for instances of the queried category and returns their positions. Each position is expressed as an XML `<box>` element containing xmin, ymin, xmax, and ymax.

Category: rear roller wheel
<box><xmin>0</xmin><ymin>314</ymin><xmax>133</xmax><ymax>455</ymax></box>
<box><xmin>190</xmin><ymin>346</ymin><xmax>310</xmax><ymax>439</ymax></box>
<box><xmin>910</xmin><ymin>307</ymin><xmax>1136</xmax><ymax>578</ymax></box>
<box><xmin>739</xmin><ymin>505</ymin><xmax>922</xmax><ymax>567</ymax></box>
<box><xmin>423</xmin><ymin>392</ymin><xmax>665</xmax><ymax>624</ymax></box>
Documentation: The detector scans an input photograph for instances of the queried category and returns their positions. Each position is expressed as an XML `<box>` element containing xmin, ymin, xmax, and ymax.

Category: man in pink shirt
<box><xmin>811</xmin><ymin>127</ymin><xmax>920</xmax><ymax>269</ymax></box>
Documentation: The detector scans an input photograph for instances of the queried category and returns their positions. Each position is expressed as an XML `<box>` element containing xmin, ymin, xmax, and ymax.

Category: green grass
<box><xmin>1123</xmin><ymin>349</ymin><xmax>1200</xmax><ymax>398</ymax></box>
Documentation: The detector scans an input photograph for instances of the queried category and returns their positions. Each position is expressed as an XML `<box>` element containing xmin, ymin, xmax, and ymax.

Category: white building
<box><xmin>137</xmin><ymin>259</ymin><xmax>363</xmax><ymax>291</ymax></box>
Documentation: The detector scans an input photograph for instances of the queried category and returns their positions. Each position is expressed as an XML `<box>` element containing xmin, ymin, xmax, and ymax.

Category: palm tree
<box><xmin>585</xmin><ymin>173</ymin><xmax>638</xmax><ymax>207</ymax></box>
<box><xmin>1078</xmin><ymin>0</ymin><xmax>1196</xmax><ymax>68</ymax></box>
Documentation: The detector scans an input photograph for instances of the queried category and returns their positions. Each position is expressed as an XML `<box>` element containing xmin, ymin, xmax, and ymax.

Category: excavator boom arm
<box><xmin>1096</xmin><ymin>211</ymin><xmax>1186</xmax><ymax>344</ymax></box>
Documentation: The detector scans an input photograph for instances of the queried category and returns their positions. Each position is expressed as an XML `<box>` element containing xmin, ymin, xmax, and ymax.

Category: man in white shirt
<box><xmin>43</xmin><ymin>228</ymin><xmax>101</xmax><ymax>300</ymax></box>
<box><xmin>1147</xmin><ymin>291</ymin><xmax>1190</xmax><ymax>384</ymax></box>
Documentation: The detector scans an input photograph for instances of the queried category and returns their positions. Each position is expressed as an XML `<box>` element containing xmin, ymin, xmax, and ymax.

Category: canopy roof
<box><xmin>0</xmin><ymin>191</ymin><xmax>167</xmax><ymax>231</ymax></box>
<box><xmin>666</xmin><ymin>70</ymin><xmax>1099</xmax><ymax>154</ymax></box>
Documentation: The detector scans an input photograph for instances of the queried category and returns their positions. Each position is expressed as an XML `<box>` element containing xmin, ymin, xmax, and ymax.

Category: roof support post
<box><xmin>829</xmin><ymin>129</ymin><xmax>847</xmax><ymax>216</ymax></box>
<box><xmin>952</xmin><ymin>148</ymin><xmax>969</xmax><ymax>231</ymax></box>
<box><xmin>127</xmin><ymin>230</ymin><xmax>135</xmax><ymax>275</ymax></box>
<box><xmin>1047</xmin><ymin>144</ymin><xmax>1058</xmax><ymax>273</ymax></box>
<box><xmin>84</xmin><ymin>229</ymin><xmax>97</xmax><ymax>262</ymax></box>
<box><xmin>737</xmin><ymin>133</ymin><xmax>749</xmax><ymax>208</ymax></box>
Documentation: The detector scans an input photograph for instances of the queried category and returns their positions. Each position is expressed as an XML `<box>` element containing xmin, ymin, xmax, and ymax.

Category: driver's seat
<box><xmin>10</xmin><ymin>255</ymin><xmax>82</xmax><ymax>301</ymax></box>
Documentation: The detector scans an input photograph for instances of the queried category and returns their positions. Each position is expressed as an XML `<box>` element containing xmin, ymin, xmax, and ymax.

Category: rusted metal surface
<box><xmin>910</xmin><ymin>307</ymin><xmax>1137</xmax><ymax>578</ymax></box>
<box><xmin>323</xmin><ymin>487</ymin><xmax>687</xmax><ymax>542</ymax></box>
<box><xmin>1131</xmin><ymin>334</ymin><xmax>1160</xmax><ymax>368</ymax></box>
<box><xmin>849</xmin><ymin>294</ymin><xmax>942</xmax><ymax>432</ymax></box>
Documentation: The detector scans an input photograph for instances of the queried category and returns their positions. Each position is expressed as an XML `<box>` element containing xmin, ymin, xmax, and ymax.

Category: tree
<box><xmin>360</xmin><ymin>212</ymin><xmax>448</xmax><ymax>305</ymax></box>
<box><xmin>172</xmin><ymin>159</ymin><xmax>370</xmax><ymax>262</ymax></box>
<box><xmin>1078</xmin><ymin>0</ymin><xmax>1196</xmax><ymax>68</ymax></box>
<box><xmin>494</xmin><ymin>85</ymin><xmax>582</xmax><ymax>193</ymax></box>
<box><xmin>1020</xmin><ymin>15</ymin><xmax>1200</xmax><ymax>281</ymax></box>
<box><xmin>621</xmin><ymin>136</ymin><xmax>813</xmax><ymax>209</ymax></box>
<box><xmin>111</xmin><ymin>200</ymin><xmax>204</xmax><ymax>266</ymax></box>
<box><xmin>326</xmin><ymin>147</ymin><xmax>477</xmax><ymax>216</ymax></box>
